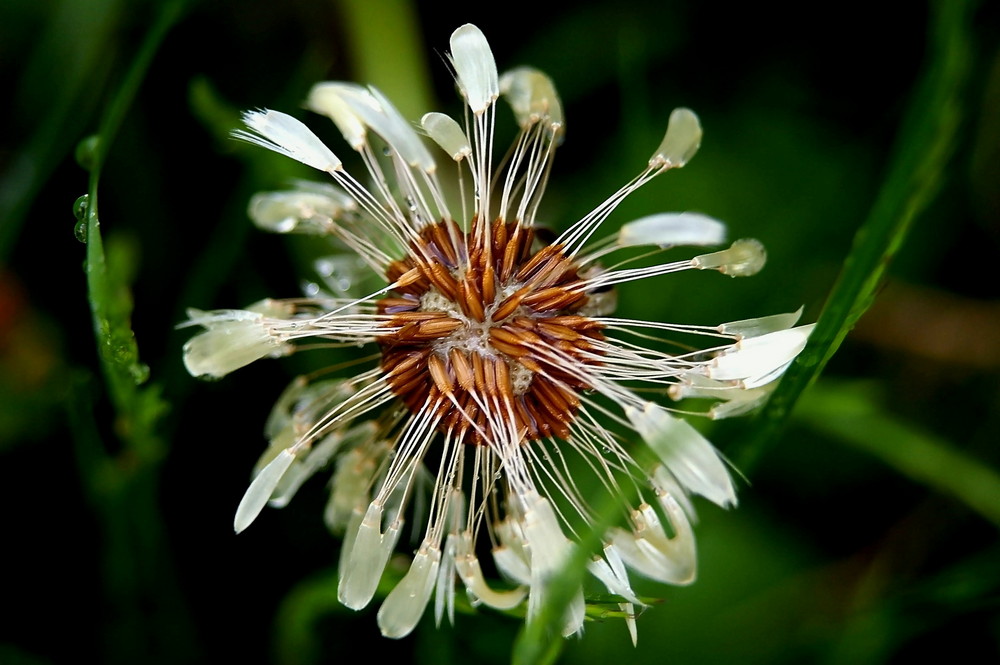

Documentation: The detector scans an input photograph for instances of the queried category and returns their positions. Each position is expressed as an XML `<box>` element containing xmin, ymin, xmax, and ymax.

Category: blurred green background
<box><xmin>2</xmin><ymin>0</ymin><xmax>999</xmax><ymax>663</ymax></box>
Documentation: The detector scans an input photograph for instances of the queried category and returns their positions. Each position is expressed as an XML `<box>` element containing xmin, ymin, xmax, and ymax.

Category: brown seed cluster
<box><xmin>378</xmin><ymin>218</ymin><xmax>606</xmax><ymax>445</ymax></box>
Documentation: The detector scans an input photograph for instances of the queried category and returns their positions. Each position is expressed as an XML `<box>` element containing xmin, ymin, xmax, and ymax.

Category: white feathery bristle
<box><xmin>247</xmin><ymin>190</ymin><xmax>344</xmax><ymax>235</ymax></box>
<box><xmin>455</xmin><ymin>531</ymin><xmax>528</xmax><ymax>609</ymax></box>
<box><xmin>434</xmin><ymin>533</ymin><xmax>458</xmax><ymax>626</ymax></box>
<box><xmin>332</xmin><ymin>85</ymin><xmax>437</xmax><ymax>172</ymax></box>
<box><xmin>587</xmin><ymin>547</ymin><xmax>641</xmax><ymax>605</ymax></box>
<box><xmin>609</xmin><ymin>501</ymin><xmax>697</xmax><ymax>585</ymax></box>
<box><xmin>520</xmin><ymin>492</ymin><xmax>586</xmax><ymax>637</ymax></box>
<box><xmin>324</xmin><ymin>447</ymin><xmax>377</xmax><ymax>532</ymax></box>
<box><xmin>492</xmin><ymin>545</ymin><xmax>531</xmax><ymax>585</ymax></box>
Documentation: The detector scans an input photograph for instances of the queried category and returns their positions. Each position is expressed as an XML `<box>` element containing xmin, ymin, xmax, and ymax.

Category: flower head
<box><xmin>183</xmin><ymin>24</ymin><xmax>810</xmax><ymax>642</ymax></box>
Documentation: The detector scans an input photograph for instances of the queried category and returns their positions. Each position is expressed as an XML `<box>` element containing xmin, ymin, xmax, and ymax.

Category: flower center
<box><xmin>378</xmin><ymin>219</ymin><xmax>606</xmax><ymax>445</ymax></box>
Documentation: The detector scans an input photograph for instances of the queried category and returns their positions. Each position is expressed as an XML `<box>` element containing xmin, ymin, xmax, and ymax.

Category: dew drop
<box><xmin>73</xmin><ymin>194</ymin><xmax>89</xmax><ymax>221</ymax></box>
<box><xmin>73</xmin><ymin>194</ymin><xmax>90</xmax><ymax>243</ymax></box>
<box><xmin>315</xmin><ymin>259</ymin><xmax>335</xmax><ymax>276</ymax></box>
<box><xmin>74</xmin><ymin>220</ymin><xmax>88</xmax><ymax>244</ymax></box>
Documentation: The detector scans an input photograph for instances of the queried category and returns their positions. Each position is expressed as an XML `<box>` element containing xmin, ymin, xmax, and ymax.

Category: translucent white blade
<box><xmin>233</xmin><ymin>449</ymin><xmax>296</xmax><ymax>533</ymax></box>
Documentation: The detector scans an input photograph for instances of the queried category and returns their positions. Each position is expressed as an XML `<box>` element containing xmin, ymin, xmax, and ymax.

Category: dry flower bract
<box><xmin>182</xmin><ymin>23</ymin><xmax>811</xmax><ymax>642</ymax></box>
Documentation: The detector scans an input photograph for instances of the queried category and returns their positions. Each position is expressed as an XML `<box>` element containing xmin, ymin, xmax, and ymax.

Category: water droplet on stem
<box><xmin>73</xmin><ymin>194</ymin><xmax>90</xmax><ymax>243</ymax></box>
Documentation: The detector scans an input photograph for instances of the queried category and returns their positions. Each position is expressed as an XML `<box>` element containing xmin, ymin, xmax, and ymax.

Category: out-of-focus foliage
<box><xmin>1</xmin><ymin>1</ymin><xmax>998</xmax><ymax>664</ymax></box>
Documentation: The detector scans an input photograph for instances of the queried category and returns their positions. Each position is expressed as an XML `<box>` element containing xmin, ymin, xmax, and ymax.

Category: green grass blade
<box><xmin>80</xmin><ymin>0</ymin><xmax>187</xmax><ymax>451</ymax></box>
<box><xmin>69</xmin><ymin>2</ymin><xmax>197</xmax><ymax>662</ymax></box>
<box><xmin>737</xmin><ymin>0</ymin><xmax>974</xmax><ymax>468</ymax></box>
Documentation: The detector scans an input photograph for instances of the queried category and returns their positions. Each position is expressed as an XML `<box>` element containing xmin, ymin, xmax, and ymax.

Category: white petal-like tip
<box><xmin>456</xmin><ymin>532</ymin><xmax>528</xmax><ymax>610</ymax></box>
<box><xmin>421</xmin><ymin>112</ymin><xmax>471</xmax><ymax>161</ymax></box>
<box><xmin>234</xmin><ymin>449</ymin><xmax>296</xmax><ymax>533</ymax></box>
<box><xmin>450</xmin><ymin>24</ymin><xmax>499</xmax><ymax>114</ymax></box>
<box><xmin>692</xmin><ymin>238</ymin><xmax>767</xmax><ymax>277</ymax></box>
<box><xmin>626</xmin><ymin>402</ymin><xmax>737</xmax><ymax>508</ymax></box>
<box><xmin>650</xmin><ymin>108</ymin><xmax>702</xmax><ymax>168</ymax></box>
<box><xmin>718</xmin><ymin>307</ymin><xmax>804</xmax><ymax>339</ymax></box>
<box><xmin>248</xmin><ymin>189</ymin><xmax>348</xmax><ymax>235</ymax></box>
<box><xmin>182</xmin><ymin>309</ymin><xmax>287</xmax><ymax>378</ymax></box>
<box><xmin>377</xmin><ymin>546</ymin><xmax>441</xmax><ymax>639</ymax></box>
<box><xmin>233</xmin><ymin>109</ymin><xmax>342</xmax><ymax>173</ymax></box>
<box><xmin>587</xmin><ymin>551</ymin><xmax>641</xmax><ymax>605</ymax></box>
<box><xmin>609</xmin><ymin>499</ymin><xmax>697</xmax><ymax>586</ymax></box>
<box><xmin>707</xmin><ymin>324</ymin><xmax>814</xmax><ymax>383</ymax></box>
<box><xmin>338</xmin><ymin>502</ymin><xmax>402</xmax><ymax>609</ymax></box>
<box><xmin>325</xmin><ymin>447</ymin><xmax>378</xmax><ymax>533</ymax></box>
<box><xmin>499</xmin><ymin>67</ymin><xmax>564</xmax><ymax>134</ymax></box>
<box><xmin>306</xmin><ymin>82</ymin><xmax>368</xmax><ymax>150</ymax></box>
<box><xmin>618</xmin><ymin>212</ymin><xmax>727</xmax><ymax>249</ymax></box>
<box><xmin>325</xmin><ymin>84</ymin><xmax>437</xmax><ymax>173</ymax></box>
